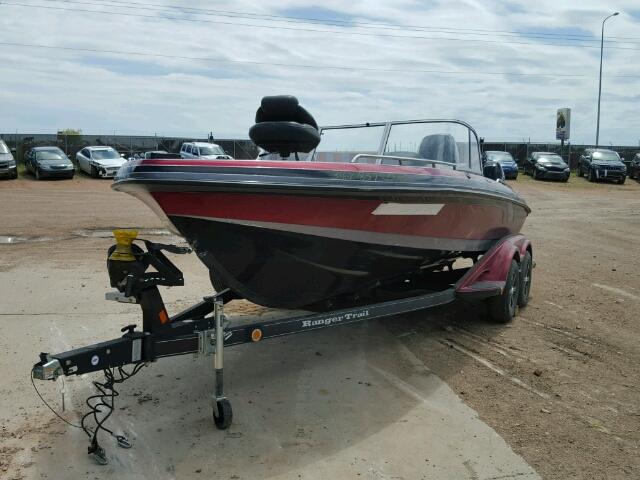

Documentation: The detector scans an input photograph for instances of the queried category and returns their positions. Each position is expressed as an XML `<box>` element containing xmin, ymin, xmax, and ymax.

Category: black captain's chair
<box><xmin>249</xmin><ymin>95</ymin><xmax>320</xmax><ymax>159</ymax></box>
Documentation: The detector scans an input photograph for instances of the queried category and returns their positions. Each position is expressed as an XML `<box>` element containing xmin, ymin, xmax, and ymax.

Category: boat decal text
<box><xmin>301</xmin><ymin>309</ymin><xmax>370</xmax><ymax>328</ymax></box>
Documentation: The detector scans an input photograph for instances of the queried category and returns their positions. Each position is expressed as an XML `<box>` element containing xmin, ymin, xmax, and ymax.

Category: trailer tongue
<box><xmin>32</xmin><ymin>230</ymin><xmax>531</xmax><ymax>465</ymax></box>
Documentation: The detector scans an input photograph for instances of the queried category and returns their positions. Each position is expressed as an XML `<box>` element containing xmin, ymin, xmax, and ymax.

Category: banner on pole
<box><xmin>556</xmin><ymin>108</ymin><xmax>571</xmax><ymax>141</ymax></box>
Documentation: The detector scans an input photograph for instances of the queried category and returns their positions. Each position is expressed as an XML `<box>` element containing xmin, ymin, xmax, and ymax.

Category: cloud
<box><xmin>0</xmin><ymin>0</ymin><xmax>638</xmax><ymax>145</ymax></box>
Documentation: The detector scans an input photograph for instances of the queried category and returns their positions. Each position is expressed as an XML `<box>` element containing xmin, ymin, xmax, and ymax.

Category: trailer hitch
<box><xmin>33</xmin><ymin>353</ymin><xmax>63</xmax><ymax>381</ymax></box>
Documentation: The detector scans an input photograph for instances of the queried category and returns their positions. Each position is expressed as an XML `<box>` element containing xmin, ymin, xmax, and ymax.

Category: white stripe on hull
<box><xmin>172</xmin><ymin>214</ymin><xmax>498</xmax><ymax>252</ymax></box>
<box><xmin>372</xmin><ymin>202</ymin><xmax>444</xmax><ymax>216</ymax></box>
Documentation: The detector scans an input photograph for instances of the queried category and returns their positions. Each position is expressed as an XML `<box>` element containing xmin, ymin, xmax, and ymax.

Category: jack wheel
<box><xmin>213</xmin><ymin>399</ymin><xmax>233</xmax><ymax>430</ymax></box>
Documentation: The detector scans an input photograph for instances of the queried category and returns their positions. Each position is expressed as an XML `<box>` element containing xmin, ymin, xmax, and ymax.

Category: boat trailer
<box><xmin>32</xmin><ymin>231</ymin><xmax>532</xmax><ymax>464</ymax></box>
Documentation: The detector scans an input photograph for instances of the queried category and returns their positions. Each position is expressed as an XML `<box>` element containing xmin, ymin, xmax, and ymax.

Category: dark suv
<box><xmin>629</xmin><ymin>153</ymin><xmax>640</xmax><ymax>181</ymax></box>
<box><xmin>578</xmin><ymin>148</ymin><xmax>626</xmax><ymax>184</ymax></box>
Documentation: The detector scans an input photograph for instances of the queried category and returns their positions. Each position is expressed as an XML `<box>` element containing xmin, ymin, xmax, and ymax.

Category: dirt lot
<box><xmin>1</xmin><ymin>173</ymin><xmax>639</xmax><ymax>479</ymax></box>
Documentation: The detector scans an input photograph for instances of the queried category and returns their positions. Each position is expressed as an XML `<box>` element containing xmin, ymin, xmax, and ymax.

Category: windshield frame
<box><xmin>0</xmin><ymin>141</ymin><xmax>10</xmax><ymax>154</ymax></box>
<box><xmin>314</xmin><ymin>119</ymin><xmax>481</xmax><ymax>173</ymax></box>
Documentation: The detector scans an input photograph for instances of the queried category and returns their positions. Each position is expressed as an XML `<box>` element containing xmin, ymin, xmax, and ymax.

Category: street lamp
<box><xmin>595</xmin><ymin>11</ymin><xmax>619</xmax><ymax>148</ymax></box>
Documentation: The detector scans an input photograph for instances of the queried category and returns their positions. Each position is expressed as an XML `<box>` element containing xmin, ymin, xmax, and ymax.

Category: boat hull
<box><xmin>113</xmin><ymin>159</ymin><xmax>529</xmax><ymax>308</ymax></box>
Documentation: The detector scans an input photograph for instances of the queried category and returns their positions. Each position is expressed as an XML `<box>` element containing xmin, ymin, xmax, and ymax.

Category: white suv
<box><xmin>180</xmin><ymin>142</ymin><xmax>233</xmax><ymax>160</ymax></box>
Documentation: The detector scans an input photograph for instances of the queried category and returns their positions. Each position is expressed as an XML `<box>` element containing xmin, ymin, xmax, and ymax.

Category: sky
<box><xmin>0</xmin><ymin>0</ymin><xmax>639</xmax><ymax>145</ymax></box>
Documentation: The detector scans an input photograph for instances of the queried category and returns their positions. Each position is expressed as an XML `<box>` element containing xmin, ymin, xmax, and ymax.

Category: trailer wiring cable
<box><xmin>81</xmin><ymin>364</ymin><xmax>145</xmax><ymax>457</ymax></box>
<box><xmin>31</xmin><ymin>363</ymin><xmax>146</xmax><ymax>460</ymax></box>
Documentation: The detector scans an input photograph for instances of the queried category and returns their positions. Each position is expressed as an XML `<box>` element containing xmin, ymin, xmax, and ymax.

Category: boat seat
<box><xmin>249</xmin><ymin>95</ymin><xmax>320</xmax><ymax>158</ymax></box>
<box><xmin>418</xmin><ymin>134</ymin><xmax>459</xmax><ymax>164</ymax></box>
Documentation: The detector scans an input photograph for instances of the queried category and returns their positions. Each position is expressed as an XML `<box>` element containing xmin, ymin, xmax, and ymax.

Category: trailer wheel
<box><xmin>213</xmin><ymin>398</ymin><xmax>233</xmax><ymax>430</ymax></box>
<box><xmin>487</xmin><ymin>259</ymin><xmax>519</xmax><ymax>323</ymax></box>
<box><xmin>518</xmin><ymin>251</ymin><xmax>532</xmax><ymax>308</ymax></box>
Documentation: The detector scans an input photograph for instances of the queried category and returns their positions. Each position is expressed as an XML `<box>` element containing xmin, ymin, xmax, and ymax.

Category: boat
<box><xmin>113</xmin><ymin>95</ymin><xmax>530</xmax><ymax>309</ymax></box>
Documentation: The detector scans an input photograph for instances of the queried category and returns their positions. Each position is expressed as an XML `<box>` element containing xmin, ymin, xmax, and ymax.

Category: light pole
<box><xmin>595</xmin><ymin>11</ymin><xmax>619</xmax><ymax>148</ymax></box>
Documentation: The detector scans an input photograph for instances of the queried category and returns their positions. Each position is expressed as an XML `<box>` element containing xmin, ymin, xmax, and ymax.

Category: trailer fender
<box><xmin>455</xmin><ymin>234</ymin><xmax>530</xmax><ymax>299</ymax></box>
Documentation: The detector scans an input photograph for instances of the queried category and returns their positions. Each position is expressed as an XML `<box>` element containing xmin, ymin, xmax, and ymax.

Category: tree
<box><xmin>57</xmin><ymin>128</ymin><xmax>82</xmax><ymax>136</ymax></box>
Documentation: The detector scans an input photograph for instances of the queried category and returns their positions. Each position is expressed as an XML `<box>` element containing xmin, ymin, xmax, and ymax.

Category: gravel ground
<box><xmin>1</xmin><ymin>172</ymin><xmax>639</xmax><ymax>479</ymax></box>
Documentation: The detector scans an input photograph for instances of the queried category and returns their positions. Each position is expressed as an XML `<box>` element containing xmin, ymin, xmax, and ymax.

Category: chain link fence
<box><xmin>0</xmin><ymin>133</ymin><xmax>259</xmax><ymax>162</ymax></box>
<box><xmin>483</xmin><ymin>142</ymin><xmax>638</xmax><ymax>169</ymax></box>
<box><xmin>2</xmin><ymin>133</ymin><xmax>637</xmax><ymax>169</ymax></box>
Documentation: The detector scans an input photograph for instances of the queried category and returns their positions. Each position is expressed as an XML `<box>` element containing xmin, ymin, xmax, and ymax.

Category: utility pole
<box><xmin>595</xmin><ymin>12</ymin><xmax>619</xmax><ymax>148</ymax></box>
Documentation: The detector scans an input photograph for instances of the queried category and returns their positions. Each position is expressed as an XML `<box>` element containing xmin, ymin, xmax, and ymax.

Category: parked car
<box><xmin>620</xmin><ymin>156</ymin><xmax>632</xmax><ymax>175</ymax></box>
<box><xmin>483</xmin><ymin>151</ymin><xmax>518</xmax><ymax>179</ymax></box>
<box><xmin>578</xmin><ymin>148</ymin><xmax>626</xmax><ymax>184</ymax></box>
<box><xmin>25</xmin><ymin>147</ymin><xmax>75</xmax><ymax>179</ymax></box>
<box><xmin>180</xmin><ymin>142</ymin><xmax>233</xmax><ymax>160</ymax></box>
<box><xmin>628</xmin><ymin>153</ymin><xmax>640</xmax><ymax>180</ymax></box>
<box><xmin>523</xmin><ymin>152</ymin><xmax>570</xmax><ymax>181</ymax></box>
<box><xmin>76</xmin><ymin>146</ymin><xmax>126</xmax><ymax>178</ymax></box>
<box><xmin>142</xmin><ymin>150</ymin><xmax>182</xmax><ymax>159</ymax></box>
<box><xmin>0</xmin><ymin>139</ymin><xmax>17</xmax><ymax>179</ymax></box>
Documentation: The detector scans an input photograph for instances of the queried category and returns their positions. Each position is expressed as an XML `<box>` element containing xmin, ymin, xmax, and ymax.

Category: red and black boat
<box><xmin>113</xmin><ymin>96</ymin><xmax>530</xmax><ymax>309</ymax></box>
<box><xmin>33</xmin><ymin>97</ymin><xmax>534</xmax><ymax>457</ymax></box>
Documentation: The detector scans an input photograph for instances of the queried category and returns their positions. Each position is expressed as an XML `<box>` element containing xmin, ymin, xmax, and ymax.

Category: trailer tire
<box><xmin>487</xmin><ymin>259</ymin><xmax>519</xmax><ymax>323</ymax></box>
<box><xmin>518</xmin><ymin>251</ymin><xmax>532</xmax><ymax>308</ymax></box>
<box><xmin>213</xmin><ymin>398</ymin><xmax>233</xmax><ymax>429</ymax></box>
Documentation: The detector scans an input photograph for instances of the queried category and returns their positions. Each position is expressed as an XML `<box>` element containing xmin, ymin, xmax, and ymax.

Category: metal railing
<box><xmin>351</xmin><ymin>153</ymin><xmax>457</xmax><ymax>169</ymax></box>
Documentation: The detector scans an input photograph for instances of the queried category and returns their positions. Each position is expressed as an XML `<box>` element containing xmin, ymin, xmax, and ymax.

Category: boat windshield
<box><xmin>314</xmin><ymin>125</ymin><xmax>385</xmax><ymax>163</ymax></box>
<box><xmin>313</xmin><ymin>120</ymin><xmax>481</xmax><ymax>173</ymax></box>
